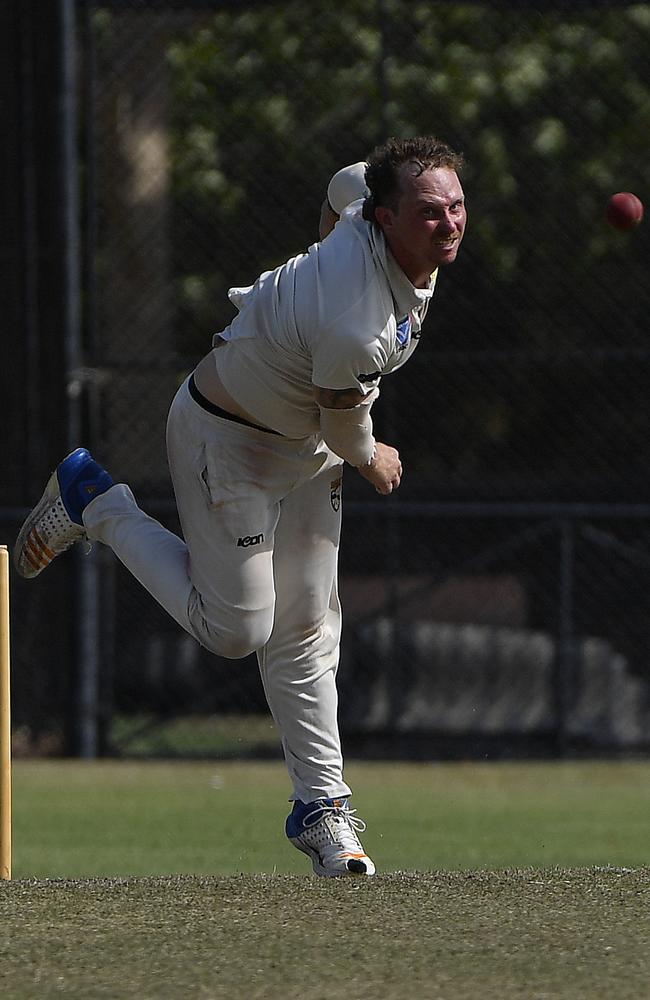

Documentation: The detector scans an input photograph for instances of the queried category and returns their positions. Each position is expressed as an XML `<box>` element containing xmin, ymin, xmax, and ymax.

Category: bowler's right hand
<box><xmin>358</xmin><ymin>442</ymin><xmax>402</xmax><ymax>495</ymax></box>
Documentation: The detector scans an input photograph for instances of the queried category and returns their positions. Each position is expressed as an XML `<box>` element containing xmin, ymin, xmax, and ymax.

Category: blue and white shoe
<box><xmin>14</xmin><ymin>448</ymin><xmax>114</xmax><ymax>578</ymax></box>
<box><xmin>286</xmin><ymin>797</ymin><xmax>376</xmax><ymax>877</ymax></box>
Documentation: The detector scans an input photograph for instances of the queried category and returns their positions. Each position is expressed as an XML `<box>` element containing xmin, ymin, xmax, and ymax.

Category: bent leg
<box><xmin>83</xmin><ymin>382</ymin><xmax>280</xmax><ymax>658</ymax></box>
<box><xmin>83</xmin><ymin>482</ymin><xmax>196</xmax><ymax>632</ymax></box>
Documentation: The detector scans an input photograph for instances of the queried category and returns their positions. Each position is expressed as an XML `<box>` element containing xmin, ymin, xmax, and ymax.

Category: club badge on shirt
<box><xmin>396</xmin><ymin>314</ymin><xmax>412</xmax><ymax>350</ymax></box>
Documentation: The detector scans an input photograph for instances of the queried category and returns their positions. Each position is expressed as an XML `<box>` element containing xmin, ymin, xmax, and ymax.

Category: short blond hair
<box><xmin>363</xmin><ymin>136</ymin><xmax>464</xmax><ymax>217</ymax></box>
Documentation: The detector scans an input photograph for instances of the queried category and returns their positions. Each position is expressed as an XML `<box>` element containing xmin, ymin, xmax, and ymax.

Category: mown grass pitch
<box><xmin>2</xmin><ymin>868</ymin><xmax>650</xmax><ymax>999</ymax></box>
<box><xmin>2</xmin><ymin>760</ymin><xmax>650</xmax><ymax>998</ymax></box>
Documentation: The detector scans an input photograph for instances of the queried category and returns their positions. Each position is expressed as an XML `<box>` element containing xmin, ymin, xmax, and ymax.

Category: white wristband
<box><xmin>318</xmin><ymin>388</ymin><xmax>379</xmax><ymax>467</ymax></box>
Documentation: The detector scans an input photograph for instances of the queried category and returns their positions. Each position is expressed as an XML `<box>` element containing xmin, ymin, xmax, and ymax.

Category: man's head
<box><xmin>364</xmin><ymin>136</ymin><xmax>467</xmax><ymax>286</ymax></box>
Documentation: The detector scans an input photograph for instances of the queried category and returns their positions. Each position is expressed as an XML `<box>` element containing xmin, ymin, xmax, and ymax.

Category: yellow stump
<box><xmin>0</xmin><ymin>545</ymin><xmax>11</xmax><ymax>880</ymax></box>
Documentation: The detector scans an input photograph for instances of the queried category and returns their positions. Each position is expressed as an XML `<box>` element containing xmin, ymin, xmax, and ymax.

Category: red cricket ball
<box><xmin>605</xmin><ymin>192</ymin><xmax>644</xmax><ymax>231</ymax></box>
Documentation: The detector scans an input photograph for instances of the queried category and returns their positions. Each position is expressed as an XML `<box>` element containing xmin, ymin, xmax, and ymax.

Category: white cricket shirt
<box><xmin>213</xmin><ymin>201</ymin><xmax>437</xmax><ymax>438</ymax></box>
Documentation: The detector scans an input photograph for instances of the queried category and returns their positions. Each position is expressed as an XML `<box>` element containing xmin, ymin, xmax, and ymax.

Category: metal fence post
<box><xmin>555</xmin><ymin>519</ymin><xmax>576</xmax><ymax>755</ymax></box>
<box><xmin>62</xmin><ymin>0</ymin><xmax>101</xmax><ymax>757</ymax></box>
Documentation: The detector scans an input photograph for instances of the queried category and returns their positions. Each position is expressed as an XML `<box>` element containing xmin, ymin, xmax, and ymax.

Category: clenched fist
<box><xmin>357</xmin><ymin>442</ymin><xmax>402</xmax><ymax>495</ymax></box>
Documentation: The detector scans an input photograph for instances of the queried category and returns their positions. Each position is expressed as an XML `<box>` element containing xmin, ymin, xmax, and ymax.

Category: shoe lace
<box><xmin>302</xmin><ymin>801</ymin><xmax>367</xmax><ymax>837</ymax></box>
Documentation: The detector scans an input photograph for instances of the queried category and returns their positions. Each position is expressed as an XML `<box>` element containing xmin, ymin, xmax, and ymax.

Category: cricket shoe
<box><xmin>286</xmin><ymin>797</ymin><xmax>376</xmax><ymax>877</ymax></box>
<box><xmin>14</xmin><ymin>448</ymin><xmax>113</xmax><ymax>579</ymax></box>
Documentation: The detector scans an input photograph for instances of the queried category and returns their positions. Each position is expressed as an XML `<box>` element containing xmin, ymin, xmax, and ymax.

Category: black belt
<box><xmin>188</xmin><ymin>373</ymin><xmax>282</xmax><ymax>436</ymax></box>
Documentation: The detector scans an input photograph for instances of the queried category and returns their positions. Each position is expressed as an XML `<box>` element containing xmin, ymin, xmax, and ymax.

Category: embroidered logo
<box><xmin>396</xmin><ymin>314</ymin><xmax>412</xmax><ymax>350</ymax></box>
<box><xmin>237</xmin><ymin>533</ymin><xmax>264</xmax><ymax>547</ymax></box>
<box><xmin>330</xmin><ymin>476</ymin><xmax>342</xmax><ymax>512</ymax></box>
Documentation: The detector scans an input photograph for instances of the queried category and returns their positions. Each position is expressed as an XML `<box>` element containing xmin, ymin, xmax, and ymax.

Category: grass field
<box><xmin>2</xmin><ymin>759</ymin><xmax>650</xmax><ymax>998</ymax></box>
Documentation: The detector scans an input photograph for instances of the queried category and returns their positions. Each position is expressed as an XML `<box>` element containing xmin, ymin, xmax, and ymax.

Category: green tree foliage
<box><xmin>116</xmin><ymin>3</ymin><xmax>650</xmax><ymax>496</ymax></box>
<box><xmin>167</xmin><ymin>1</ymin><xmax>383</xmax><ymax>341</ymax></box>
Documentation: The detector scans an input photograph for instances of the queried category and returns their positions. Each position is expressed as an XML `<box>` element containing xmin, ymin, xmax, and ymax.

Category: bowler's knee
<box><xmin>192</xmin><ymin>602</ymin><xmax>274</xmax><ymax>659</ymax></box>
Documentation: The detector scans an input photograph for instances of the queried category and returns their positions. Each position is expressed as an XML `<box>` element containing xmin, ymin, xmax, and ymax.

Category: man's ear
<box><xmin>374</xmin><ymin>204</ymin><xmax>393</xmax><ymax>230</ymax></box>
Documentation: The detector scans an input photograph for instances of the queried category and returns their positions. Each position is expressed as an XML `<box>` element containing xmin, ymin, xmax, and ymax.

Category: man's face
<box><xmin>376</xmin><ymin>165</ymin><xmax>467</xmax><ymax>285</ymax></box>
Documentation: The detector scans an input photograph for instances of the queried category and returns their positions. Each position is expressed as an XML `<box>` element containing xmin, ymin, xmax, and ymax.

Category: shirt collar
<box><xmin>369</xmin><ymin>221</ymin><xmax>436</xmax><ymax>316</ymax></box>
<box><xmin>343</xmin><ymin>203</ymin><xmax>437</xmax><ymax>314</ymax></box>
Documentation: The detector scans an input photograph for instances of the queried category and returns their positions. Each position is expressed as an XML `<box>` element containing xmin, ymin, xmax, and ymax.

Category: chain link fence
<box><xmin>4</xmin><ymin>0</ymin><xmax>650</xmax><ymax>757</ymax></box>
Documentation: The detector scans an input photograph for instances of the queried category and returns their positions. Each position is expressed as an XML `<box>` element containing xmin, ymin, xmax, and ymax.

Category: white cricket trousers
<box><xmin>82</xmin><ymin>378</ymin><xmax>350</xmax><ymax>803</ymax></box>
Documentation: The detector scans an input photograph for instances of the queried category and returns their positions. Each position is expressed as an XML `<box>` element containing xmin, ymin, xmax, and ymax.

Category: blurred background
<box><xmin>2</xmin><ymin>0</ymin><xmax>649</xmax><ymax>760</ymax></box>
